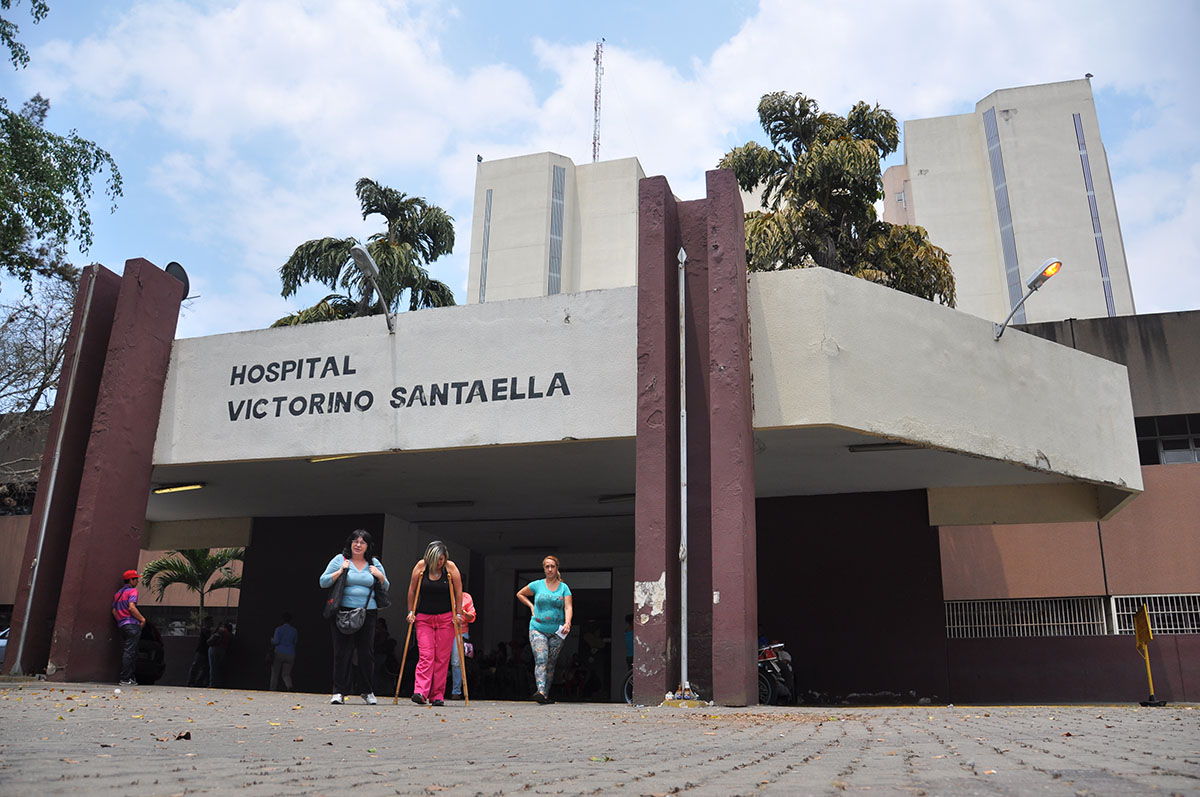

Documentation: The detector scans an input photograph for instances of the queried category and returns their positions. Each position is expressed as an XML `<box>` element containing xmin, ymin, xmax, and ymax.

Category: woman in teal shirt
<box><xmin>516</xmin><ymin>554</ymin><xmax>573</xmax><ymax>704</ymax></box>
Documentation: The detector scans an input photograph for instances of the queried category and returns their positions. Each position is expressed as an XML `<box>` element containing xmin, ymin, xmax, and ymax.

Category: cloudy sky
<box><xmin>3</xmin><ymin>0</ymin><xmax>1197</xmax><ymax>338</ymax></box>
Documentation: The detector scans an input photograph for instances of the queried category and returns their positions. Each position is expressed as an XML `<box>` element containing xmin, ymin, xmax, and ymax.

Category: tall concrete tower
<box><xmin>883</xmin><ymin>79</ymin><xmax>1135</xmax><ymax>324</ymax></box>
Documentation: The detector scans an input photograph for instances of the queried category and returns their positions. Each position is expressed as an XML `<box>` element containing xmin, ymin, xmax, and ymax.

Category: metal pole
<box><xmin>677</xmin><ymin>247</ymin><xmax>689</xmax><ymax>698</ymax></box>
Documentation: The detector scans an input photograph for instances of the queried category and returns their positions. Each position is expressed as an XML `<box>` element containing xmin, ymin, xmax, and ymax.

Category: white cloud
<box><xmin>16</xmin><ymin>0</ymin><xmax>1198</xmax><ymax>335</ymax></box>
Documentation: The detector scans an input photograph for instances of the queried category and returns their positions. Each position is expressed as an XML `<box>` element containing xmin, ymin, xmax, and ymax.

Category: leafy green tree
<box><xmin>141</xmin><ymin>548</ymin><xmax>245</xmax><ymax>624</ymax></box>
<box><xmin>719</xmin><ymin>91</ymin><xmax>955</xmax><ymax>306</ymax></box>
<box><xmin>274</xmin><ymin>178</ymin><xmax>456</xmax><ymax>326</ymax></box>
<box><xmin>1</xmin><ymin>2</ymin><xmax>122</xmax><ymax>292</ymax></box>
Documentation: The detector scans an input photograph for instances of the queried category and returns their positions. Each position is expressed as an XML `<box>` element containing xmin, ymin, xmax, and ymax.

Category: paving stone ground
<box><xmin>1</xmin><ymin>681</ymin><xmax>1197</xmax><ymax>795</ymax></box>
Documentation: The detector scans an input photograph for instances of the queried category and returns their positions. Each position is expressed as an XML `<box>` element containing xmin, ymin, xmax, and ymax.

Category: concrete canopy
<box><xmin>147</xmin><ymin>268</ymin><xmax>1141</xmax><ymax>545</ymax></box>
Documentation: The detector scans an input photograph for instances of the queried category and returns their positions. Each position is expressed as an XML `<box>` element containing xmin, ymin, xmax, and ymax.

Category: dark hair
<box><xmin>281</xmin><ymin>611</ymin><xmax>292</xmax><ymax>623</ymax></box>
<box><xmin>343</xmin><ymin>529</ymin><xmax>376</xmax><ymax>559</ymax></box>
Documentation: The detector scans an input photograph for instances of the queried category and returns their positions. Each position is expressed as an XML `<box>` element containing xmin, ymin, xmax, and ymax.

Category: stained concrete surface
<box><xmin>1</xmin><ymin>682</ymin><xmax>1197</xmax><ymax>795</ymax></box>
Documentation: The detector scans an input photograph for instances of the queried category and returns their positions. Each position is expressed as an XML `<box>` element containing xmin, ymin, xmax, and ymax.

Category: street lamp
<box><xmin>350</xmin><ymin>244</ymin><xmax>395</xmax><ymax>334</ymax></box>
<box><xmin>993</xmin><ymin>258</ymin><xmax>1062</xmax><ymax>340</ymax></box>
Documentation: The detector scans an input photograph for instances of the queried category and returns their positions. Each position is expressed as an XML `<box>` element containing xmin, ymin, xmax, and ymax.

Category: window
<box><xmin>1112</xmin><ymin>595</ymin><xmax>1200</xmax><ymax>635</ymax></box>
<box><xmin>479</xmin><ymin>188</ymin><xmax>493</xmax><ymax>302</ymax></box>
<box><xmin>1135</xmin><ymin>414</ymin><xmax>1200</xmax><ymax>465</ymax></box>
<box><xmin>945</xmin><ymin>597</ymin><xmax>1108</xmax><ymax>638</ymax></box>
<box><xmin>548</xmin><ymin>165</ymin><xmax>565</xmax><ymax>295</ymax></box>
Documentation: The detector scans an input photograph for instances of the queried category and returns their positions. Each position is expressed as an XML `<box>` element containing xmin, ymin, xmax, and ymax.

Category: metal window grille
<box><xmin>479</xmin><ymin>188</ymin><xmax>492</xmax><ymax>302</ymax></box>
<box><xmin>1112</xmin><ymin>594</ymin><xmax>1200</xmax><ymax>635</ymax></box>
<box><xmin>945</xmin><ymin>597</ymin><xmax>1108</xmax><ymax>639</ymax></box>
<box><xmin>1074</xmin><ymin>113</ymin><xmax>1116</xmax><ymax>316</ymax></box>
<box><xmin>983</xmin><ymin>107</ymin><xmax>1025</xmax><ymax>323</ymax></box>
<box><xmin>548</xmin><ymin>165</ymin><xmax>565</xmax><ymax>295</ymax></box>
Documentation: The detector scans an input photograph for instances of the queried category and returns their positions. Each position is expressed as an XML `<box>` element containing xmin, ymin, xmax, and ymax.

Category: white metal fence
<box><xmin>947</xmin><ymin>594</ymin><xmax>1200</xmax><ymax>639</ymax></box>
<box><xmin>1111</xmin><ymin>594</ymin><xmax>1200</xmax><ymax>635</ymax></box>
<box><xmin>945</xmin><ymin>597</ymin><xmax>1107</xmax><ymax>639</ymax></box>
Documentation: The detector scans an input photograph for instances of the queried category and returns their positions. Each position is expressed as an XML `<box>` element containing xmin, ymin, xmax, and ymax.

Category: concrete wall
<box><xmin>1021</xmin><ymin>311</ymin><xmax>1200</xmax><ymax>418</ymax></box>
<box><xmin>575</xmin><ymin>157</ymin><xmax>645</xmax><ymax>292</ymax></box>
<box><xmin>746</xmin><ymin>267</ymin><xmax>1142</xmax><ymax>498</ymax></box>
<box><xmin>154</xmin><ymin>286</ymin><xmax>637</xmax><ymax>465</ymax></box>
<box><xmin>901</xmin><ymin>112</ymin><xmax>1006</xmax><ymax>320</ymax></box>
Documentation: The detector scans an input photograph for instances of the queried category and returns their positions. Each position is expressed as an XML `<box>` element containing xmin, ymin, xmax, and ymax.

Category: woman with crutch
<box><xmin>404</xmin><ymin>540</ymin><xmax>464</xmax><ymax>706</ymax></box>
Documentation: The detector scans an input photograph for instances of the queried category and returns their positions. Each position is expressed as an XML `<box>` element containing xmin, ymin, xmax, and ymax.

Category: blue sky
<box><xmin>3</xmin><ymin>0</ymin><xmax>1197</xmax><ymax>338</ymax></box>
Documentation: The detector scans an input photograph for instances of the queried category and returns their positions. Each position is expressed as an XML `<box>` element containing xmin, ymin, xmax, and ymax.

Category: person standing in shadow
<box><xmin>270</xmin><ymin>612</ymin><xmax>298</xmax><ymax>691</ymax></box>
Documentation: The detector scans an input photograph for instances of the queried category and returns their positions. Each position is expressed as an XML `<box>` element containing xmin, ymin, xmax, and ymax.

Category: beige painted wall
<box><xmin>941</xmin><ymin>463</ymin><xmax>1200</xmax><ymax>599</ymax></box>
<box><xmin>154</xmin><ymin>286</ymin><xmax>638</xmax><ymax>465</ymax></box>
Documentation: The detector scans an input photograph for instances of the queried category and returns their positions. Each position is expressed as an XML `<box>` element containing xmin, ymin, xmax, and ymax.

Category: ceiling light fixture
<box><xmin>308</xmin><ymin>454</ymin><xmax>359</xmax><ymax>463</ymax></box>
<box><xmin>153</xmin><ymin>482</ymin><xmax>206</xmax><ymax>494</ymax></box>
<box><xmin>846</xmin><ymin>442</ymin><xmax>922</xmax><ymax>453</ymax></box>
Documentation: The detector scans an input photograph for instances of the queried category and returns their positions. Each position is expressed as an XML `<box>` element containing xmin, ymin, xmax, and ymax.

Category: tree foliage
<box><xmin>719</xmin><ymin>91</ymin><xmax>955</xmax><ymax>306</ymax></box>
<box><xmin>0</xmin><ymin>256</ymin><xmax>75</xmax><ymax>510</ymax></box>
<box><xmin>1</xmin><ymin>2</ymin><xmax>122</xmax><ymax>293</ymax></box>
<box><xmin>141</xmin><ymin>548</ymin><xmax>245</xmax><ymax>620</ymax></box>
<box><xmin>275</xmin><ymin>178</ymin><xmax>456</xmax><ymax>326</ymax></box>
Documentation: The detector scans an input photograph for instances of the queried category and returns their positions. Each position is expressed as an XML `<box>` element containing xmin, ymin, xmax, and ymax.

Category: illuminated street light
<box><xmin>350</xmin><ymin>244</ymin><xmax>395</xmax><ymax>334</ymax></box>
<box><xmin>993</xmin><ymin>258</ymin><xmax>1062</xmax><ymax>341</ymax></box>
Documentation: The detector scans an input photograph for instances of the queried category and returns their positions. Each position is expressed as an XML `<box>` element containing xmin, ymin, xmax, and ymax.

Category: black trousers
<box><xmin>330</xmin><ymin>609</ymin><xmax>377</xmax><ymax>696</ymax></box>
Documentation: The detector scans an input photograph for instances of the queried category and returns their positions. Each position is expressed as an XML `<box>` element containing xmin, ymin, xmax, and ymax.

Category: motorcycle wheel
<box><xmin>758</xmin><ymin>670</ymin><xmax>776</xmax><ymax>705</ymax></box>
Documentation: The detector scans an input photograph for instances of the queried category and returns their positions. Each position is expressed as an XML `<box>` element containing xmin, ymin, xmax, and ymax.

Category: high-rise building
<box><xmin>467</xmin><ymin>152</ymin><xmax>645</xmax><ymax>303</ymax></box>
<box><xmin>883</xmin><ymin>79</ymin><xmax>1136</xmax><ymax>324</ymax></box>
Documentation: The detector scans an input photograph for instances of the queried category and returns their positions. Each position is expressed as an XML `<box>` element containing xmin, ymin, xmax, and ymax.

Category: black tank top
<box><xmin>416</xmin><ymin>568</ymin><xmax>451</xmax><ymax>614</ymax></box>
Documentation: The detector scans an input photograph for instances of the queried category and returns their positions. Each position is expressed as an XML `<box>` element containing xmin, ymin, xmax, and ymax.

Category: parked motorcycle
<box><xmin>758</xmin><ymin>642</ymin><xmax>794</xmax><ymax>705</ymax></box>
<box><xmin>621</xmin><ymin>641</ymin><xmax>795</xmax><ymax>705</ymax></box>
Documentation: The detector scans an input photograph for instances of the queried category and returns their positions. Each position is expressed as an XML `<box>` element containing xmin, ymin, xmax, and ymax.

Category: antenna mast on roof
<box><xmin>592</xmin><ymin>38</ymin><xmax>604</xmax><ymax>162</ymax></box>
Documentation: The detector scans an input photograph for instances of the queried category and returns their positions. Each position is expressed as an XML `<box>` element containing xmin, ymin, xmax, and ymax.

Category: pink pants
<box><xmin>413</xmin><ymin>612</ymin><xmax>455</xmax><ymax>701</ymax></box>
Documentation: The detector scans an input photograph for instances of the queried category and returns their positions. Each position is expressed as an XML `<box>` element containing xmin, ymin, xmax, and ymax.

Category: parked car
<box><xmin>136</xmin><ymin>620</ymin><xmax>166</xmax><ymax>685</ymax></box>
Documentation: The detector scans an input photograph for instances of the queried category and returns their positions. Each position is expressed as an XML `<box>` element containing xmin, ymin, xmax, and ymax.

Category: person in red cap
<box><xmin>112</xmin><ymin>569</ymin><xmax>146</xmax><ymax>685</ymax></box>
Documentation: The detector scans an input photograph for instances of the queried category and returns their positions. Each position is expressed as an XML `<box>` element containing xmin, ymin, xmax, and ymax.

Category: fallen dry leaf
<box><xmin>176</xmin><ymin>732</ymin><xmax>191</xmax><ymax>741</ymax></box>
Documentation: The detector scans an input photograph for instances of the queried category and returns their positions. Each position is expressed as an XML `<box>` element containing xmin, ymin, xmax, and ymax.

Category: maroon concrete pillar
<box><xmin>635</xmin><ymin>169</ymin><xmax>756</xmax><ymax>705</ymax></box>
<box><xmin>3</xmin><ymin>266</ymin><xmax>123</xmax><ymax>676</ymax></box>
<box><xmin>633</xmin><ymin>176</ymin><xmax>682</xmax><ymax>702</ymax></box>
<box><xmin>47</xmin><ymin>259</ymin><xmax>185</xmax><ymax>682</ymax></box>
<box><xmin>704</xmin><ymin>169</ymin><xmax>757</xmax><ymax>706</ymax></box>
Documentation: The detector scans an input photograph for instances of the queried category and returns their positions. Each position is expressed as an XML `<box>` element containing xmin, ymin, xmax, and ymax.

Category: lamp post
<box><xmin>994</xmin><ymin>258</ymin><xmax>1062</xmax><ymax>340</ymax></box>
<box><xmin>350</xmin><ymin>244</ymin><xmax>395</xmax><ymax>334</ymax></box>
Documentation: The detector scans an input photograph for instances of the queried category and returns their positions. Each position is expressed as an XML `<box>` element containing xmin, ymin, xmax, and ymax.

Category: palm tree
<box><xmin>274</xmin><ymin>178</ymin><xmax>456</xmax><ymax>326</ymax></box>
<box><xmin>141</xmin><ymin>548</ymin><xmax>245</xmax><ymax>624</ymax></box>
<box><xmin>719</xmin><ymin>91</ymin><xmax>955</xmax><ymax>306</ymax></box>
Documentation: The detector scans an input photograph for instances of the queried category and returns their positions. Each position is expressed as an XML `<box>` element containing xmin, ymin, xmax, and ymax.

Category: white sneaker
<box><xmin>362</xmin><ymin>693</ymin><xmax>377</xmax><ymax>705</ymax></box>
<box><xmin>330</xmin><ymin>693</ymin><xmax>344</xmax><ymax>704</ymax></box>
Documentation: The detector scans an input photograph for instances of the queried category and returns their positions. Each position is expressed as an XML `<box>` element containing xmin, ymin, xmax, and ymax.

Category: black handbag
<box><xmin>335</xmin><ymin>582</ymin><xmax>375</xmax><ymax>635</ymax></box>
